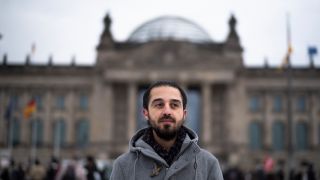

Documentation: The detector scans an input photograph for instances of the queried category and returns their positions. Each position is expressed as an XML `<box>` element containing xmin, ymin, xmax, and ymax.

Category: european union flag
<box><xmin>308</xmin><ymin>46</ymin><xmax>318</xmax><ymax>56</ymax></box>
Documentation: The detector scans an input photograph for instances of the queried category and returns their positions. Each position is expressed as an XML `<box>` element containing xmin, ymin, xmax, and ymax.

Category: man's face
<box><xmin>143</xmin><ymin>86</ymin><xmax>186</xmax><ymax>140</ymax></box>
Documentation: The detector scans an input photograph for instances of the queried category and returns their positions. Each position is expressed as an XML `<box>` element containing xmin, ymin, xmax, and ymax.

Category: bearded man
<box><xmin>110</xmin><ymin>81</ymin><xmax>224</xmax><ymax>180</ymax></box>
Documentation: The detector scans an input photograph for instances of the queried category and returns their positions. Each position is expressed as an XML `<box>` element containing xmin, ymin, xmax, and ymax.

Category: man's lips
<box><xmin>159</xmin><ymin>118</ymin><xmax>175</xmax><ymax>123</ymax></box>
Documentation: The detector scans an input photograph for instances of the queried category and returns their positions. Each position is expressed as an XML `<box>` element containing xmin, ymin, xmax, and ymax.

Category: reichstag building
<box><xmin>0</xmin><ymin>13</ymin><xmax>319</xmax><ymax>170</ymax></box>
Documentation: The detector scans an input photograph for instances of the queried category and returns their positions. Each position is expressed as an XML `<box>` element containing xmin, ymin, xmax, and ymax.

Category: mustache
<box><xmin>159</xmin><ymin>115</ymin><xmax>176</xmax><ymax>122</ymax></box>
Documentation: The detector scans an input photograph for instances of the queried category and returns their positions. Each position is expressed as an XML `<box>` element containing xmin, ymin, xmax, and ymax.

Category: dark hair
<box><xmin>143</xmin><ymin>81</ymin><xmax>187</xmax><ymax>110</ymax></box>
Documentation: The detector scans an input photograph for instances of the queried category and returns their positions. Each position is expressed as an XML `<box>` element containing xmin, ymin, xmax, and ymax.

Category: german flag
<box><xmin>24</xmin><ymin>99</ymin><xmax>36</xmax><ymax>119</ymax></box>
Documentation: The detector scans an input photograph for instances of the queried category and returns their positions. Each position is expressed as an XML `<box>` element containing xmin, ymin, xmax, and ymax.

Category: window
<box><xmin>53</xmin><ymin>119</ymin><xmax>66</xmax><ymax>147</ymax></box>
<box><xmin>30</xmin><ymin>119</ymin><xmax>44</xmax><ymax>146</ymax></box>
<box><xmin>295</xmin><ymin>122</ymin><xmax>308</xmax><ymax>151</ymax></box>
<box><xmin>249</xmin><ymin>121</ymin><xmax>263</xmax><ymax>150</ymax></box>
<box><xmin>79</xmin><ymin>94</ymin><xmax>89</xmax><ymax>110</ymax></box>
<box><xmin>55</xmin><ymin>95</ymin><xmax>65</xmax><ymax>110</ymax></box>
<box><xmin>34</xmin><ymin>94</ymin><xmax>43</xmax><ymax>110</ymax></box>
<box><xmin>76</xmin><ymin>119</ymin><xmax>89</xmax><ymax>147</ymax></box>
<box><xmin>186</xmin><ymin>88</ymin><xmax>201</xmax><ymax>135</ymax></box>
<box><xmin>10</xmin><ymin>95</ymin><xmax>20</xmax><ymax>110</ymax></box>
<box><xmin>249</xmin><ymin>95</ymin><xmax>262</xmax><ymax>112</ymax></box>
<box><xmin>273</xmin><ymin>95</ymin><xmax>283</xmax><ymax>112</ymax></box>
<box><xmin>8</xmin><ymin>117</ymin><xmax>21</xmax><ymax>146</ymax></box>
<box><xmin>296</xmin><ymin>95</ymin><xmax>307</xmax><ymax>112</ymax></box>
<box><xmin>272</xmin><ymin>121</ymin><xmax>285</xmax><ymax>151</ymax></box>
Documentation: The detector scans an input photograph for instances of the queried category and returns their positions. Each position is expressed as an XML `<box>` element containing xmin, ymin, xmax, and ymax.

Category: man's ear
<box><xmin>183</xmin><ymin>109</ymin><xmax>187</xmax><ymax>120</ymax></box>
<box><xmin>143</xmin><ymin>108</ymin><xmax>149</xmax><ymax>120</ymax></box>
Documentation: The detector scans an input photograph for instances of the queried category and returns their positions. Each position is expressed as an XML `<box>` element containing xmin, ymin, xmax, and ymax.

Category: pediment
<box><xmin>103</xmin><ymin>40</ymin><xmax>235</xmax><ymax>70</ymax></box>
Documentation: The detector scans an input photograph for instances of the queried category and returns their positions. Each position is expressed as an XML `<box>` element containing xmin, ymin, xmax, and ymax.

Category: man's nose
<box><xmin>162</xmin><ymin>103</ymin><xmax>172</xmax><ymax>115</ymax></box>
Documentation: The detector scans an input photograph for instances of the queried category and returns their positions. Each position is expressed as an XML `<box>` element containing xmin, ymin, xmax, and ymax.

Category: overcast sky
<box><xmin>0</xmin><ymin>0</ymin><xmax>319</xmax><ymax>66</ymax></box>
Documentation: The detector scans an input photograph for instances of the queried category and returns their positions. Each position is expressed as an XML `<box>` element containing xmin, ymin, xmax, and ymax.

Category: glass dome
<box><xmin>128</xmin><ymin>16</ymin><xmax>212</xmax><ymax>43</ymax></box>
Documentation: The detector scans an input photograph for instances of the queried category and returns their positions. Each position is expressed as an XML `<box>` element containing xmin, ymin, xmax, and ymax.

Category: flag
<box><xmin>263</xmin><ymin>156</ymin><xmax>274</xmax><ymax>173</ymax></box>
<box><xmin>4</xmin><ymin>100</ymin><xmax>13</xmax><ymax>121</ymax></box>
<box><xmin>24</xmin><ymin>99</ymin><xmax>36</xmax><ymax>119</ymax></box>
<box><xmin>280</xmin><ymin>45</ymin><xmax>293</xmax><ymax>67</ymax></box>
<box><xmin>278</xmin><ymin>45</ymin><xmax>293</xmax><ymax>70</ymax></box>
<box><xmin>308</xmin><ymin>46</ymin><xmax>318</xmax><ymax>56</ymax></box>
<box><xmin>308</xmin><ymin>46</ymin><xmax>318</xmax><ymax>66</ymax></box>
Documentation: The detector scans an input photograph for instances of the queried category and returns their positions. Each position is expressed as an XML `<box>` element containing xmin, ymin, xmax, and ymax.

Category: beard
<box><xmin>148</xmin><ymin>114</ymin><xmax>185</xmax><ymax>141</ymax></box>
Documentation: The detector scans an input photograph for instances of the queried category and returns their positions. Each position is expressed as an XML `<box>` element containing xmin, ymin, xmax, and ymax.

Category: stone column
<box><xmin>202</xmin><ymin>83</ymin><xmax>212</xmax><ymax>145</ymax></box>
<box><xmin>69</xmin><ymin>90</ymin><xmax>75</xmax><ymax>147</ymax></box>
<box><xmin>128</xmin><ymin>83</ymin><xmax>137</xmax><ymax>140</ymax></box>
<box><xmin>104</xmin><ymin>83</ymin><xmax>113</xmax><ymax>143</ymax></box>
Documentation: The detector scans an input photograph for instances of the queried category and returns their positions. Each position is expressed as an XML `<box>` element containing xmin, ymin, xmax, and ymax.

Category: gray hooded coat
<box><xmin>110</xmin><ymin>126</ymin><xmax>224</xmax><ymax>180</ymax></box>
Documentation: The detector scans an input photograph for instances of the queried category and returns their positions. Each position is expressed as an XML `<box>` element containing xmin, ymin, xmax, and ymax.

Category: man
<box><xmin>110</xmin><ymin>81</ymin><xmax>224</xmax><ymax>180</ymax></box>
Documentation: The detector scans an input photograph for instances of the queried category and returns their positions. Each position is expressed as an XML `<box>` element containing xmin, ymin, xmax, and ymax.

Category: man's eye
<box><xmin>154</xmin><ymin>103</ymin><xmax>163</xmax><ymax>108</ymax></box>
<box><xmin>171</xmin><ymin>103</ymin><xmax>180</xmax><ymax>108</ymax></box>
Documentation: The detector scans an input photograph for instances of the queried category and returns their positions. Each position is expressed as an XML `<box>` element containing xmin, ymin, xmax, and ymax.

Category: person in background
<box><xmin>0</xmin><ymin>158</ymin><xmax>10</xmax><ymax>180</ymax></box>
<box><xmin>224</xmin><ymin>155</ymin><xmax>244</xmax><ymax>180</ymax></box>
<box><xmin>85</xmin><ymin>155</ymin><xmax>101</xmax><ymax>180</ymax></box>
<box><xmin>56</xmin><ymin>156</ymin><xmax>86</xmax><ymax>180</ymax></box>
<box><xmin>45</xmin><ymin>156</ymin><xmax>60</xmax><ymax>180</ymax></box>
<box><xmin>28</xmin><ymin>159</ymin><xmax>46</xmax><ymax>180</ymax></box>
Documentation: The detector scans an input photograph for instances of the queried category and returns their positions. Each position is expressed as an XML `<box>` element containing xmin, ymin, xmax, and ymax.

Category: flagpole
<box><xmin>4</xmin><ymin>99</ymin><xmax>15</xmax><ymax>159</ymax></box>
<box><xmin>24</xmin><ymin>98</ymin><xmax>37</xmax><ymax>162</ymax></box>
<box><xmin>31</xmin><ymin>118</ymin><xmax>37</xmax><ymax>163</ymax></box>
<box><xmin>8</xmin><ymin>116</ymin><xmax>13</xmax><ymax>158</ymax></box>
<box><xmin>285</xmin><ymin>13</ymin><xmax>293</xmax><ymax>180</ymax></box>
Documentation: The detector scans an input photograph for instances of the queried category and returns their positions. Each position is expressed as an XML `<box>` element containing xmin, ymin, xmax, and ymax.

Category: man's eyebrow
<box><xmin>151</xmin><ymin>98</ymin><xmax>163</xmax><ymax>103</ymax></box>
<box><xmin>170</xmin><ymin>99</ymin><xmax>182</xmax><ymax>104</ymax></box>
<box><xmin>151</xmin><ymin>98</ymin><xmax>182</xmax><ymax>103</ymax></box>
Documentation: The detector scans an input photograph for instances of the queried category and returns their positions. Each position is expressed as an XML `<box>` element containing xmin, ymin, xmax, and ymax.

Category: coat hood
<box><xmin>129</xmin><ymin>125</ymin><xmax>198</xmax><ymax>152</ymax></box>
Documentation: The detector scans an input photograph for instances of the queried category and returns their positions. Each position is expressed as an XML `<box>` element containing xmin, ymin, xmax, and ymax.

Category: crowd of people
<box><xmin>0</xmin><ymin>155</ymin><xmax>112</xmax><ymax>180</ymax></box>
<box><xmin>1</xmin><ymin>155</ymin><xmax>319</xmax><ymax>180</ymax></box>
<box><xmin>223</xmin><ymin>160</ymin><xmax>318</xmax><ymax>180</ymax></box>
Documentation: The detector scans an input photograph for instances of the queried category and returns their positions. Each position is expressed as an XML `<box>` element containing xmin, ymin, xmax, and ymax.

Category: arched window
<box><xmin>186</xmin><ymin>88</ymin><xmax>201</xmax><ymax>135</ymax></box>
<box><xmin>53</xmin><ymin>119</ymin><xmax>66</xmax><ymax>147</ymax></box>
<box><xmin>30</xmin><ymin>119</ymin><xmax>43</xmax><ymax>146</ymax></box>
<box><xmin>76</xmin><ymin>119</ymin><xmax>89</xmax><ymax>147</ymax></box>
<box><xmin>249</xmin><ymin>121</ymin><xmax>262</xmax><ymax>150</ymax></box>
<box><xmin>296</xmin><ymin>122</ymin><xmax>308</xmax><ymax>151</ymax></box>
<box><xmin>272</xmin><ymin>121</ymin><xmax>285</xmax><ymax>151</ymax></box>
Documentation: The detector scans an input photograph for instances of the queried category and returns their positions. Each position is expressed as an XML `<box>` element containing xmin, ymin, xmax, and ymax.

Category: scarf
<box><xmin>142</xmin><ymin>126</ymin><xmax>186</xmax><ymax>166</ymax></box>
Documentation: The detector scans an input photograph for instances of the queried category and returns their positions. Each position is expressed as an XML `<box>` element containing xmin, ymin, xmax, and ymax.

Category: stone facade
<box><xmin>0</xmin><ymin>14</ymin><xmax>319</xmax><ymax>171</ymax></box>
